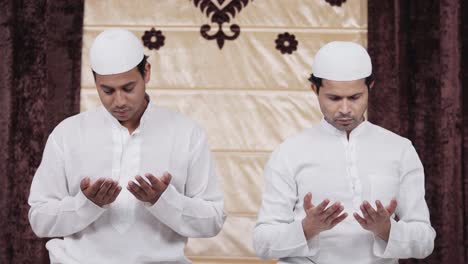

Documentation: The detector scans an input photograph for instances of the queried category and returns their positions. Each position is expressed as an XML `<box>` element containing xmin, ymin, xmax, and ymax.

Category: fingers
<box><xmin>145</xmin><ymin>173</ymin><xmax>166</xmax><ymax>191</ymax></box>
<box><xmin>385</xmin><ymin>198</ymin><xmax>398</xmax><ymax>215</ymax></box>
<box><xmin>353</xmin><ymin>212</ymin><xmax>367</xmax><ymax>227</ymax></box>
<box><xmin>81</xmin><ymin>178</ymin><xmax>121</xmax><ymax>206</ymax></box>
<box><xmin>303</xmin><ymin>193</ymin><xmax>313</xmax><ymax>211</ymax></box>
<box><xmin>87</xmin><ymin>178</ymin><xmax>106</xmax><ymax>197</ymax></box>
<box><xmin>96</xmin><ymin>180</ymin><xmax>123</xmax><ymax>204</ymax></box>
<box><xmin>375</xmin><ymin>200</ymin><xmax>387</xmax><ymax>215</ymax></box>
<box><xmin>128</xmin><ymin>173</ymin><xmax>169</xmax><ymax>204</ymax></box>
<box><xmin>95</xmin><ymin>179</ymin><xmax>113</xmax><ymax>200</ymax></box>
<box><xmin>80</xmin><ymin>177</ymin><xmax>90</xmax><ymax>191</ymax></box>
<box><xmin>361</xmin><ymin>201</ymin><xmax>377</xmax><ymax>222</ymax></box>
<box><xmin>355</xmin><ymin>200</ymin><xmax>397</xmax><ymax>235</ymax></box>
<box><xmin>135</xmin><ymin>175</ymin><xmax>153</xmax><ymax>195</ymax></box>
<box><xmin>104</xmin><ymin>181</ymin><xmax>118</xmax><ymax>196</ymax></box>
<box><xmin>314</xmin><ymin>199</ymin><xmax>330</xmax><ymax>214</ymax></box>
<box><xmin>330</xmin><ymin>212</ymin><xmax>348</xmax><ymax>227</ymax></box>
<box><xmin>127</xmin><ymin>180</ymin><xmax>145</xmax><ymax>200</ymax></box>
<box><xmin>103</xmin><ymin>181</ymin><xmax>121</xmax><ymax>202</ymax></box>
<box><xmin>108</xmin><ymin>185</ymin><xmax>122</xmax><ymax>203</ymax></box>
<box><xmin>323</xmin><ymin>202</ymin><xmax>344</xmax><ymax>223</ymax></box>
<box><xmin>145</xmin><ymin>174</ymin><xmax>161</xmax><ymax>187</ymax></box>
<box><xmin>161</xmin><ymin>172</ymin><xmax>172</xmax><ymax>185</ymax></box>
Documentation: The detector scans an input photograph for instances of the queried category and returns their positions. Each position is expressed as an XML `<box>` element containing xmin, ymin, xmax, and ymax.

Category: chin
<box><xmin>113</xmin><ymin>115</ymin><xmax>130</xmax><ymax>122</ymax></box>
<box><xmin>334</xmin><ymin>124</ymin><xmax>355</xmax><ymax>132</ymax></box>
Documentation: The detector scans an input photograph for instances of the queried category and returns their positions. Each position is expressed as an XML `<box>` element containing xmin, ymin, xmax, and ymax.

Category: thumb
<box><xmin>386</xmin><ymin>198</ymin><xmax>398</xmax><ymax>215</ymax></box>
<box><xmin>303</xmin><ymin>192</ymin><xmax>313</xmax><ymax>211</ymax></box>
<box><xmin>80</xmin><ymin>177</ymin><xmax>90</xmax><ymax>191</ymax></box>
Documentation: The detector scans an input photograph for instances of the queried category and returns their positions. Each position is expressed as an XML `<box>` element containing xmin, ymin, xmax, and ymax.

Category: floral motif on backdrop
<box><xmin>142</xmin><ymin>28</ymin><xmax>165</xmax><ymax>50</ymax></box>
<box><xmin>275</xmin><ymin>32</ymin><xmax>298</xmax><ymax>54</ymax></box>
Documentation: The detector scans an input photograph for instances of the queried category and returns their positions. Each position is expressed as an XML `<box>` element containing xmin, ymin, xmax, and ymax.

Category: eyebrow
<box><xmin>325</xmin><ymin>92</ymin><xmax>364</xmax><ymax>98</ymax></box>
<box><xmin>100</xmin><ymin>81</ymin><xmax>136</xmax><ymax>90</ymax></box>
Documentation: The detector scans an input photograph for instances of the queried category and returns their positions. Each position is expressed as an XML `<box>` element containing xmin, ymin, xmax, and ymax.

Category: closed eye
<box><xmin>122</xmin><ymin>82</ymin><xmax>136</xmax><ymax>93</ymax></box>
<box><xmin>123</xmin><ymin>86</ymin><xmax>134</xmax><ymax>93</ymax></box>
<box><xmin>102</xmin><ymin>88</ymin><xmax>113</xmax><ymax>95</ymax></box>
<box><xmin>327</xmin><ymin>96</ymin><xmax>342</xmax><ymax>101</ymax></box>
<box><xmin>349</xmin><ymin>92</ymin><xmax>364</xmax><ymax>100</ymax></box>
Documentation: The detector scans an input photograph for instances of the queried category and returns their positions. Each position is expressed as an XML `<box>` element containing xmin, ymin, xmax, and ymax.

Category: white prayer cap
<box><xmin>90</xmin><ymin>28</ymin><xmax>144</xmax><ymax>75</ymax></box>
<box><xmin>312</xmin><ymin>41</ymin><xmax>372</xmax><ymax>81</ymax></box>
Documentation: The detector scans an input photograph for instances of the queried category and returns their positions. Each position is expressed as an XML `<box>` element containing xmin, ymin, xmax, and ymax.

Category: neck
<box><xmin>346</xmin><ymin>116</ymin><xmax>365</xmax><ymax>140</ymax></box>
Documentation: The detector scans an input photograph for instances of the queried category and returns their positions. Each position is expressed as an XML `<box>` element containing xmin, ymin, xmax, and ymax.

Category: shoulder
<box><xmin>149</xmin><ymin>106</ymin><xmax>201</xmax><ymax>131</ymax></box>
<box><xmin>267</xmin><ymin>124</ymin><xmax>322</xmax><ymax>169</ymax></box>
<box><xmin>52</xmin><ymin>108</ymin><xmax>100</xmax><ymax>135</ymax></box>
<box><xmin>366</xmin><ymin>122</ymin><xmax>412</xmax><ymax>146</ymax></box>
<box><xmin>277</xmin><ymin>123</ymin><xmax>324</xmax><ymax>154</ymax></box>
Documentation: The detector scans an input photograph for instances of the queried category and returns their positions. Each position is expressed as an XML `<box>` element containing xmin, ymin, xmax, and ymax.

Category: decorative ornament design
<box><xmin>193</xmin><ymin>0</ymin><xmax>253</xmax><ymax>49</ymax></box>
<box><xmin>325</xmin><ymin>0</ymin><xmax>347</xmax><ymax>7</ymax></box>
<box><xmin>142</xmin><ymin>28</ymin><xmax>165</xmax><ymax>50</ymax></box>
<box><xmin>275</xmin><ymin>32</ymin><xmax>298</xmax><ymax>54</ymax></box>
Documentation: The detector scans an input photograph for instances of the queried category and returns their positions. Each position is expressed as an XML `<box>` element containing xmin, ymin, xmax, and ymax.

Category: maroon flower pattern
<box><xmin>142</xmin><ymin>28</ymin><xmax>165</xmax><ymax>50</ymax></box>
<box><xmin>275</xmin><ymin>32</ymin><xmax>298</xmax><ymax>54</ymax></box>
<box><xmin>193</xmin><ymin>0</ymin><xmax>253</xmax><ymax>49</ymax></box>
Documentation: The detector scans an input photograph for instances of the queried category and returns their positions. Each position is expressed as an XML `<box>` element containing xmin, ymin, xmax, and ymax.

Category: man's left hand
<box><xmin>353</xmin><ymin>199</ymin><xmax>397</xmax><ymax>241</ymax></box>
<box><xmin>127</xmin><ymin>172</ymin><xmax>172</xmax><ymax>205</ymax></box>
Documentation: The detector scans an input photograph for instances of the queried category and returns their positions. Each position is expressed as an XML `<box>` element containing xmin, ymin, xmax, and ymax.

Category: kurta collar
<box><xmin>319</xmin><ymin>118</ymin><xmax>369</xmax><ymax>139</ymax></box>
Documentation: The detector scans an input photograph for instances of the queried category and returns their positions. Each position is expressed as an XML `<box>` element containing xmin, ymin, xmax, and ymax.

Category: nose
<box><xmin>339</xmin><ymin>99</ymin><xmax>351</xmax><ymax>115</ymax></box>
<box><xmin>114</xmin><ymin>91</ymin><xmax>126</xmax><ymax>108</ymax></box>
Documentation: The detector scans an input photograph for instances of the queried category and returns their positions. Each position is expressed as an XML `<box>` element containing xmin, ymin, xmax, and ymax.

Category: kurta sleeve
<box><xmin>28</xmin><ymin>133</ymin><xmax>107</xmax><ymax>238</ymax></box>
<box><xmin>145</xmin><ymin>126</ymin><xmax>225</xmax><ymax>238</ymax></box>
<box><xmin>253</xmin><ymin>149</ymin><xmax>320</xmax><ymax>259</ymax></box>
<box><xmin>373</xmin><ymin>143</ymin><xmax>436</xmax><ymax>258</ymax></box>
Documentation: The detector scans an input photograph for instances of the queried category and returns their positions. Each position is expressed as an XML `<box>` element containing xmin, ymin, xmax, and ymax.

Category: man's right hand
<box><xmin>302</xmin><ymin>192</ymin><xmax>348</xmax><ymax>240</ymax></box>
<box><xmin>80</xmin><ymin>177</ymin><xmax>122</xmax><ymax>207</ymax></box>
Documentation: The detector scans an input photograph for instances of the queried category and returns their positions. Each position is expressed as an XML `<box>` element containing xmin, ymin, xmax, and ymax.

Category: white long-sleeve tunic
<box><xmin>253</xmin><ymin>119</ymin><xmax>435</xmax><ymax>264</ymax></box>
<box><xmin>29</xmin><ymin>104</ymin><xmax>225</xmax><ymax>264</ymax></box>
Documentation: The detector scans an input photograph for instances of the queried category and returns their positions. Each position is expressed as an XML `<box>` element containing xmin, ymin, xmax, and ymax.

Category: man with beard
<box><xmin>253</xmin><ymin>41</ymin><xmax>435</xmax><ymax>263</ymax></box>
<box><xmin>28</xmin><ymin>28</ymin><xmax>225</xmax><ymax>264</ymax></box>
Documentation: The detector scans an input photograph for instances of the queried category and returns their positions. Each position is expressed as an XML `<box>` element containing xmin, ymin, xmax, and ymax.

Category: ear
<box><xmin>369</xmin><ymin>81</ymin><xmax>375</xmax><ymax>90</ymax></box>
<box><xmin>144</xmin><ymin>63</ymin><xmax>151</xmax><ymax>84</ymax></box>
<box><xmin>311</xmin><ymin>84</ymin><xmax>318</xmax><ymax>95</ymax></box>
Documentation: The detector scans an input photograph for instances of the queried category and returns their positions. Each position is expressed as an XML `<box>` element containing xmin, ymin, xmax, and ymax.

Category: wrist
<box><xmin>150</xmin><ymin>195</ymin><xmax>161</xmax><ymax>205</ymax></box>
<box><xmin>375</xmin><ymin>220</ymin><xmax>391</xmax><ymax>241</ymax></box>
<box><xmin>302</xmin><ymin>218</ymin><xmax>319</xmax><ymax>240</ymax></box>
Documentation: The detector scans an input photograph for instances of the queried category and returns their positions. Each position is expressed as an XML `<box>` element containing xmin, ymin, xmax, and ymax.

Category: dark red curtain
<box><xmin>0</xmin><ymin>1</ymin><xmax>84</xmax><ymax>263</ymax></box>
<box><xmin>368</xmin><ymin>0</ymin><xmax>467</xmax><ymax>263</ymax></box>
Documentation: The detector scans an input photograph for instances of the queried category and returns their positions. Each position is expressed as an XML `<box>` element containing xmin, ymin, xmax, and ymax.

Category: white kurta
<box><xmin>28</xmin><ymin>104</ymin><xmax>226</xmax><ymax>264</ymax></box>
<box><xmin>253</xmin><ymin>119</ymin><xmax>435</xmax><ymax>264</ymax></box>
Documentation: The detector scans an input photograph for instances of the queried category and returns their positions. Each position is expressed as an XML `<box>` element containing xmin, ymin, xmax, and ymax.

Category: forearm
<box><xmin>253</xmin><ymin>220</ymin><xmax>319</xmax><ymax>259</ymax></box>
<box><xmin>373</xmin><ymin>218</ymin><xmax>436</xmax><ymax>258</ymax></box>
<box><xmin>29</xmin><ymin>190</ymin><xmax>106</xmax><ymax>237</ymax></box>
<box><xmin>146</xmin><ymin>185</ymin><xmax>225</xmax><ymax>237</ymax></box>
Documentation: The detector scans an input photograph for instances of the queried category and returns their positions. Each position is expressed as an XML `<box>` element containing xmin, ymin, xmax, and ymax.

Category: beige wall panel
<box><xmin>215</xmin><ymin>152</ymin><xmax>268</xmax><ymax>214</ymax></box>
<box><xmin>186</xmin><ymin>216</ymin><xmax>259</xmax><ymax>258</ymax></box>
<box><xmin>81</xmin><ymin>29</ymin><xmax>366</xmax><ymax>90</ymax></box>
<box><xmin>82</xmin><ymin>1</ymin><xmax>367</xmax><ymax>262</ymax></box>
<box><xmin>81</xmin><ymin>89</ymin><xmax>323</xmax><ymax>151</ymax></box>
<box><xmin>85</xmin><ymin>0</ymin><xmax>366</xmax><ymax>28</ymax></box>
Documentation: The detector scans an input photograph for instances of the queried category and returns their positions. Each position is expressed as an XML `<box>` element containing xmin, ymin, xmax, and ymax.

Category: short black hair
<box><xmin>136</xmin><ymin>55</ymin><xmax>149</xmax><ymax>77</ymax></box>
<box><xmin>308</xmin><ymin>73</ymin><xmax>374</xmax><ymax>94</ymax></box>
<box><xmin>92</xmin><ymin>55</ymin><xmax>149</xmax><ymax>79</ymax></box>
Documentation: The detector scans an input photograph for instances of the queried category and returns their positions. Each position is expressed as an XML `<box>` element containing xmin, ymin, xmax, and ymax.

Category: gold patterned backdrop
<box><xmin>80</xmin><ymin>1</ymin><xmax>367</xmax><ymax>263</ymax></box>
